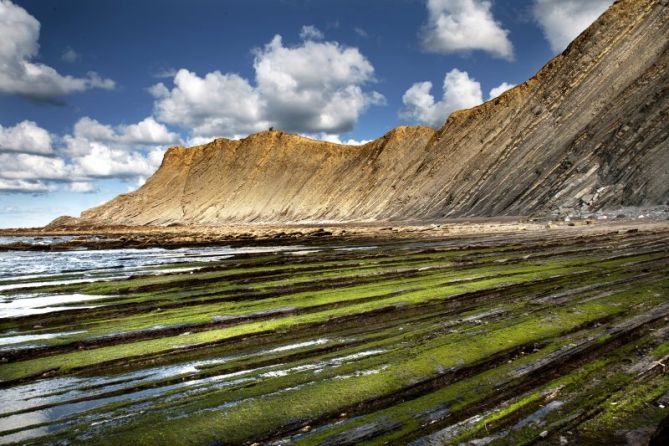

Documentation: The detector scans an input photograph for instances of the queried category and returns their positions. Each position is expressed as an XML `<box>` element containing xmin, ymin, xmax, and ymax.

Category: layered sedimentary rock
<box><xmin>69</xmin><ymin>0</ymin><xmax>668</xmax><ymax>226</ymax></box>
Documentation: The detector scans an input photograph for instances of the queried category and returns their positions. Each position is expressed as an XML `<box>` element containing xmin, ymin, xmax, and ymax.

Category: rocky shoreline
<box><xmin>1</xmin><ymin>220</ymin><xmax>668</xmax><ymax>444</ymax></box>
<box><xmin>1</xmin><ymin>216</ymin><xmax>668</xmax><ymax>252</ymax></box>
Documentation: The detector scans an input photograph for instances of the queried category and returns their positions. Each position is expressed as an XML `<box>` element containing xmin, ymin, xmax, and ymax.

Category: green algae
<box><xmin>2</xmin><ymin>228</ymin><xmax>669</xmax><ymax>446</ymax></box>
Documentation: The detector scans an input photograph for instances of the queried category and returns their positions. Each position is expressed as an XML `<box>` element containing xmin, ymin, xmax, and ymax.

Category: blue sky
<box><xmin>0</xmin><ymin>0</ymin><xmax>613</xmax><ymax>228</ymax></box>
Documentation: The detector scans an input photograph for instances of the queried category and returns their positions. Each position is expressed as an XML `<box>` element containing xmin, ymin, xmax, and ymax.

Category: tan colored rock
<box><xmin>61</xmin><ymin>0</ymin><xmax>669</xmax><ymax>227</ymax></box>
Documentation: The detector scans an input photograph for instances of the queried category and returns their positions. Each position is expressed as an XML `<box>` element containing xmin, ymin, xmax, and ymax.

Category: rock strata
<box><xmin>60</xmin><ymin>0</ymin><xmax>669</xmax><ymax>226</ymax></box>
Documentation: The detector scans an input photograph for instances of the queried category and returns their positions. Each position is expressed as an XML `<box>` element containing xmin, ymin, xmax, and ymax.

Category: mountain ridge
<box><xmin>56</xmin><ymin>0</ymin><xmax>669</xmax><ymax>227</ymax></box>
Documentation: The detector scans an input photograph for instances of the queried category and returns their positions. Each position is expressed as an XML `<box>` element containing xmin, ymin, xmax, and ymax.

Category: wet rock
<box><xmin>466</xmin><ymin>437</ymin><xmax>504</xmax><ymax>446</ymax></box>
<box><xmin>614</xmin><ymin>428</ymin><xmax>654</xmax><ymax>446</ymax></box>
<box><xmin>655</xmin><ymin>389</ymin><xmax>669</xmax><ymax>408</ymax></box>
<box><xmin>513</xmin><ymin>401</ymin><xmax>564</xmax><ymax>429</ymax></box>
<box><xmin>320</xmin><ymin>418</ymin><xmax>403</xmax><ymax>446</ymax></box>
<box><xmin>418</xmin><ymin>406</ymin><xmax>451</xmax><ymax>423</ymax></box>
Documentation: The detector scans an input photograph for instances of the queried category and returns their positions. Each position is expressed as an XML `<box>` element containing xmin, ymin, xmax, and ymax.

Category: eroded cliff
<box><xmin>70</xmin><ymin>0</ymin><xmax>668</xmax><ymax>226</ymax></box>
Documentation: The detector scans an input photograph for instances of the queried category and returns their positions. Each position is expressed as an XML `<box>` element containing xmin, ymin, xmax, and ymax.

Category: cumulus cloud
<box><xmin>401</xmin><ymin>69</ymin><xmax>484</xmax><ymax>127</ymax></box>
<box><xmin>0</xmin><ymin>0</ymin><xmax>114</xmax><ymax>101</ymax></box>
<box><xmin>0</xmin><ymin>117</ymin><xmax>177</xmax><ymax>193</ymax></box>
<box><xmin>316</xmin><ymin>133</ymin><xmax>371</xmax><ymax>145</ymax></box>
<box><xmin>0</xmin><ymin>179</ymin><xmax>57</xmax><ymax>193</ymax></box>
<box><xmin>71</xmin><ymin>145</ymin><xmax>166</xmax><ymax>179</ymax></box>
<box><xmin>0</xmin><ymin>120</ymin><xmax>52</xmax><ymax>154</ymax></box>
<box><xmin>68</xmin><ymin>181</ymin><xmax>96</xmax><ymax>193</ymax></box>
<box><xmin>0</xmin><ymin>152</ymin><xmax>70</xmax><ymax>182</ymax></box>
<box><xmin>63</xmin><ymin>116</ymin><xmax>179</xmax><ymax>156</ymax></box>
<box><xmin>0</xmin><ymin>151</ymin><xmax>69</xmax><ymax>193</ymax></box>
<box><xmin>533</xmin><ymin>0</ymin><xmax>613</xmax><ymax>53</ymax></box>
<box><xmin>299</xmin><ymin>25</ymin><xmax>324</xmax><ymax>41</ymax></box>
<box><xmin>421</xmin><ymin>0</ymin><xmax>513</xmax><ymax>60</ymax></box>
<box><xmin>120</xmin><ymin>117</ymin><xmax>180</xmax><ymax>146</ymax></box>
<box><xmin>186</xmin><ymin>135</ymin><xmax>219</xmax><ymax>147</ymax></box>
<box><xmin>68</xmin><ymin>117</ymin><xmax>116</xmax><ymax>145</ymax></box>
<box><xmin>488</xmin><ymin>81</ymin><xmax>515</xmax><ymax>99</ymax></box>
<box><xmin>151</xmin><ymin>70</ymin><xmax>267</xmax><ymax>138</ymax></box>
<box><xmin>61</xmin><ymin>117</ymin><xmax>178</xmax><ymax>180</ymax></box>
<box><xmin>151</xmin><ymin>34</ymin><xmax>384</xmax><ymax>138</ymax></box>
<box><xmin>255</xmin><ymin>36</ymin><xmax>384</xmax><ymax>133</ymax></box>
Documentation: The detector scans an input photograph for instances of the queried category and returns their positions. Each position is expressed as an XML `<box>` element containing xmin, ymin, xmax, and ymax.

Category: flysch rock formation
<box><xmin>58</xmin><ymin>0</ymin><xmax>669</xmax><ymax>227</ymax></box>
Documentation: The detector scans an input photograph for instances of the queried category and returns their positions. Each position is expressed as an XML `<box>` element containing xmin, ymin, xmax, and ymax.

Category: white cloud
<box><xmin>300</xmin><ymin>25</ymin><xmax>324</xmax><ymax>41</ymax></box>
<box><xmin>0</xmin><ymin>152</ymin><xmax>71</xmax><ymax>181</ymax></box>
<box><xmin>0</xmin><ymin>120</ymin><xmax>52</xmax><ymax>154</ymax></box>
<box><xmin>488</xmin><ymin>81</ymin><xmax>515</xmax><ymax>99</ymax></box>
<box><xmin>151</xmin><ymin>70</ymin><xmax>267</xmax><ymax>138</ymax></box>
<box><xmin>0</xmin><ymin>120</ymin><xmax>72</xmax><ymax>192</ymax></box>
<box><xmin>0</xmin><ymin>117</ymin><xmax>177</xmax><ymax>193</ymax></box>
<box><xmin>71</xmin><ymin>145</ymin><xmax>165</xmax><ymax>179</ymax></box>
<box><xmin>401</xmin><ymin>68</ymin><xmax>484</xmax><ymax>127</ymax></box>
<box><xmin>63</xmin><ymin>116</ymin><xmax>180</xmax><ymax>156</ymax></box>
<box><xmin>61</xmin><ymin>117</ymin><xmax>177</xmax><ymax>180</ymax></box>
<box><xmin>421</xmin><ymin>0</ymin><xmax>513</xmax><ymax>60</ymax></box>
<box><xmin>135</xmin><ymin>176</ymin><xmax>148</xmax><ymax>188</ymax></box>
<box><xmin>186</xmin><ymin>135</ymin><xmax>218</xmax><ymax>146</ymax></box>
<box><xmin>316</xmin><ymin>133</ymin><xmax>371</xmax><ymax>145</ymax></box>
<box><xmin>121</xmin><ymin>117</ymin><xmax>180</xmax><ymax>146</ymax></box>
<box><xmin>61</xmin><ymin>47</ymin><xmax>79</xmax><ymax>63</ymax></box>
<box><xmin>533</xmin><ymin>0</ymin><xmax>613</xmax><ymax>53</ymax></box>
<box><xmin>70</xmin><ymin>117</ymin><xmax>115</xmax><ymax>144</ymax></box>
<box><xmin>0</xmin><ymin>178</ymin><xmax>56</xmax><ymax>193</ymax></box>
<box><xmin>254</xmin><ymin>35</ymin><xmax>384</xmax><ymax>134</ymax></box>
<box><xmin>68</xmin><ymin>181</ymin><xmax>96</xmax><ymax>193</ymax></box>
<box><xmin>0</xmin><ymin>0</ymin><xmax>114</xmax><ymax>100</ymax></box>
<box><xmin>151</xmin><ymin>33</ymin><xmax>383</xmax><ymax>138</ymax></box>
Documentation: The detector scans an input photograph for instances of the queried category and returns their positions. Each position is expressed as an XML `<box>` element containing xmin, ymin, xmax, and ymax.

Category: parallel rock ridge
<box><xmin>69</xmin><ymin>0</ymin><xmax>668</xmax><ymax>226</ymax></box>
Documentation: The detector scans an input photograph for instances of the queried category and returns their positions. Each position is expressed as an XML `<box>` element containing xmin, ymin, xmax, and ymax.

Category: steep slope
<box><xmin>394</xmin><ymin>0</ymin><xmax>669</xmax><ymax>219</ymax></box>
<box><xmin>78</xmin><ymin>126</ymin><xmax>436</xmax><ymax>225</ymax></box>
<box><xmin>73</xmin><ymin>0</ymin><xmax>668</xmax><ymax>226</ymax></box>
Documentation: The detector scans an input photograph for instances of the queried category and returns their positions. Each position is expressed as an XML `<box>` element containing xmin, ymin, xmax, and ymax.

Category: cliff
<box><xmin>68</xmin><ymin>0</ymin><xmax>668</xmax><ymax>226</ymax></box>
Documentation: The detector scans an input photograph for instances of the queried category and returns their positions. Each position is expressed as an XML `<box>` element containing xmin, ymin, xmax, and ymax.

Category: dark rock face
<box><xmin>394</xmin><ymin>0</ymin><xmax>669</xmax><ymax>219</ymax></box>
<box><xmin>61</xmin><ymin>0</ymin><xmax>669</xmax><ymax>227</ymax></box>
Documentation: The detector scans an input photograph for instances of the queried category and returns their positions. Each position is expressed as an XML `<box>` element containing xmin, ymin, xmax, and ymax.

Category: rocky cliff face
<box><xmin>79</xmin><ymin>126</ymin><xmax>437</xmax><ymax>225</ymax></box>
<box><xmin>72</xmin><ymin>0</ymin><xmax>668</xmax><ymax>226</ymax></box>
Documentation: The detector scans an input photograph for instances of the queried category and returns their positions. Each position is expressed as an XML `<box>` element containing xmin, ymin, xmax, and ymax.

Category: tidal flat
<box><xmin>0</xmin><ymin>223</ymin><xmax>668</xmax><ymax>445</ymax></box>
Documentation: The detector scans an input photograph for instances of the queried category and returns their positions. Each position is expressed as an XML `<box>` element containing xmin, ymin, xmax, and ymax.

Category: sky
<box><xmin>0</xmin><ymin>0</ymin><xmax>614</xmax><ymax>228</ymax></box>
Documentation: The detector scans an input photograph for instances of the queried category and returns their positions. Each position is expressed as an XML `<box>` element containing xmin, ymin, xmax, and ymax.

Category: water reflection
<box><xmin>0</xmin><ymin>338</ymin><xmax>337</xmax><ymax>444</ymax></box>
<box><xmin>0</xmin><ymin>244</ymin><xmax>300</xmax><ymax>280</ymax></box>
<box><xmin>0</xmin><ymin>294</ymin><xmax>112</xmax><ymax>318</ymax></box>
